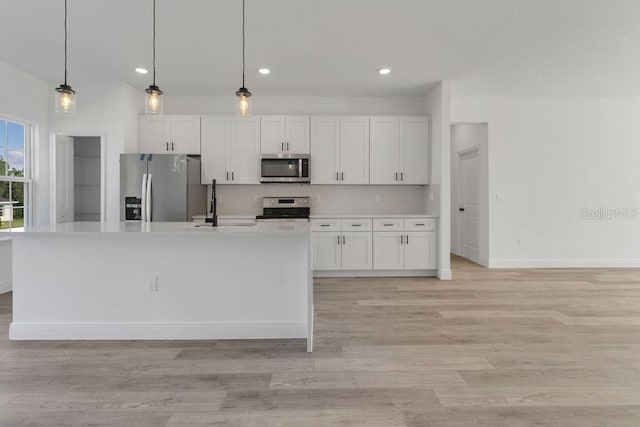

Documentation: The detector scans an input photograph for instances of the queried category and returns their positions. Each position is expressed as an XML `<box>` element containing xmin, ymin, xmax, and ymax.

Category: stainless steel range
<box><xmin>256</xmin><ymin>197</ymin><xmax>310</xmax><ymax>222</ymax></box>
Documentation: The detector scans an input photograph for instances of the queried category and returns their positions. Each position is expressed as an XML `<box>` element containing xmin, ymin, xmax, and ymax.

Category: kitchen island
<box><xmin>7</xmin><ymin>222</ymin><xmax>313</xmax><ymax>351</ymax></box>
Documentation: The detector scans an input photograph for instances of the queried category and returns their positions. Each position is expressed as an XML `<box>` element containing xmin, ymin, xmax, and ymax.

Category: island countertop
<box><xmin>2</xmin><ymin>221</ymin><xmax>311</xmax><ymax>237</ymax></box>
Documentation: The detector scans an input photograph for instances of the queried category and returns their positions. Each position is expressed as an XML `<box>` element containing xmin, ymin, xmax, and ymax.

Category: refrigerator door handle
<box><xmin>146</xmin><ymin>174</ymin><xmax>152</xmax><ymax>222</ymax></box>
<box><xmin>141</xmin><ymin>173</ymin><xmax>148</xmax><ymax>222</ymax></box>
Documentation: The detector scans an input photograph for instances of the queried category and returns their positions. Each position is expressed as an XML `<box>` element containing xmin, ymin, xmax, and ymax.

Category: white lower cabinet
<box><xmin>341</xmin><ymin>232</ymin><xmax>373</xmax><ymax>270</ymax></box>
<box><xmin>312</xmin><ymin>217</ymin><xmax>436</xmax><ymax>274</ymax></box>
<box><xmin>373</xmin><ymin>232</ymin><xmax>404</xmax><ymax>270</ymax></box>
<box><xmin>312</xmin><ymin>231</ymin><xmax>341</xmax><ymax>270</ymax></box>
<box><xmin>404</xmin><ymin>231</ymin><xmax>436</xmax><ymax>269</ymax></box>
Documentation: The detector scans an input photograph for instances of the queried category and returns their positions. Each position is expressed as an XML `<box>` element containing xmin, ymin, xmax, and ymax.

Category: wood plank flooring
<box><xmin>2</xmin><ymin>255</ymin><xmax>640</xmax><ymax>426</ymax></box>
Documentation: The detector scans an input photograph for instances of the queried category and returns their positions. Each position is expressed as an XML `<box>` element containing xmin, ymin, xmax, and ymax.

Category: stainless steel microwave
<box><xmin>260</xmin><ymin>154</ymin><xmax>310</xmax><ymax>183</ymax></box>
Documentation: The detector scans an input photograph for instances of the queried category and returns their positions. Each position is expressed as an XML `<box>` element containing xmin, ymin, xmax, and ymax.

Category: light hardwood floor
<box><xmin>2</xmin><ymin>256</ymin><xmax>640</xmax><ymax>426</ymax></box>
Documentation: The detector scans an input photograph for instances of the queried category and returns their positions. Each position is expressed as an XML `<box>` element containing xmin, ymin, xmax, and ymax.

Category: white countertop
<box><xmin>2</xmin><ymin>221</ymin><xmax>311</xmax><ymax>237</ymax></box>
<box><xmin>193</xmin><ymin>214</ymin><xmax>439</xmax><ymax>220</ymax></box>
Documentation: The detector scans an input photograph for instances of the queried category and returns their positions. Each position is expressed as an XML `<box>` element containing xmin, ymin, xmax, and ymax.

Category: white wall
<box><xmin>452</xmin><ymin>96</ymin><xmax>640</xmax><ymax>267</ymax></box>
<box><xmin>451</xmin><ymin>123</ymin><xmax>489</xmax><ymax>265</ymax></box>
<box><xmin>212</xmin><ymin>185</ymin><xmax>426</xmax><ymax>217</ymax></box>
<box><xmin>0</xmin><ymin>62</ymin><xmax>49</xmax><ymax>293</ymax></box>
<box><xmin>425</xmin><ymin>83</ymin><xmax>452</xmax><ymax>279</ymax></box>
<box><xmin>0</xmin><ymin>61</ymin><xmax>49</xmax><ymax>226</ymax></box>
<box><xmin>164</xmin><ymin>96</ymin><xmax>427</xmax><ymax>116</ymax></box>
<box><xmin>49</xmin><ymin>82</ymin><xmax>143</xmax><ymax>223</ymax></box>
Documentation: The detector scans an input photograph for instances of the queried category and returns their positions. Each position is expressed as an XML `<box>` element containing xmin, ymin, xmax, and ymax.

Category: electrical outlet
<box><xmin>146</xmin><ymin>277</ymin><xmax>158</xmax><ymax>292</ymax></box>
<box><xmin>375</xmin><ymin>194</ymin><xmax>381</xmax><ymax>202</ymax></box>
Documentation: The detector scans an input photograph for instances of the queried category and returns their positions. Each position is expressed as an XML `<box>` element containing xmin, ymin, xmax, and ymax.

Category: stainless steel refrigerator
<box><xmin>120</xmin><ymin>154</ymin><xmax>205</xmax><ymax>222</ymax></box>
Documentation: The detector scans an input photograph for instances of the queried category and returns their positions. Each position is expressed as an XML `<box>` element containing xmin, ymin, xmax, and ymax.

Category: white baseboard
<box><xmin>9</xmin><ymin>321</ymin><xmax>308</xmax><ymax>340</ymax></box>
<box><xmin>488</xmin><ymin>258</ymin><xmax>640</xmax><ymax>269</ymax></box>
<box><xmin>0</xmin><ymin>279</ymin><xmax>11</xmax><ymax>294</ymax></box>
<box><xmin>314</xmin><ymin>270</ymin><xmax>438</xmax><ymax>278</ymax></box>
<box><xmin>438</xmin><ymin>269</ymin><xmax>453</xmax><ymax>280</ymax></box>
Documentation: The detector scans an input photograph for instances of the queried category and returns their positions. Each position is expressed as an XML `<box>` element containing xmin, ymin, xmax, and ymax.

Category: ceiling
<box><xmin>2</xmin><ymin>0</ymin><xmax>640</xmax><ymax>97</ymax></box>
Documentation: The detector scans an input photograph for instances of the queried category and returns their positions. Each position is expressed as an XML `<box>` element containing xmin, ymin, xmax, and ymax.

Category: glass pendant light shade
<box><xmin>55</xmin><ymin>0</ymin><xmax>76</xmax><ymax>116</ymax></box>
<box><xmin>235</xmin><ymin>87</ymin><xmax>252</xmax><ymax>117</ymax></box>
<box><xmin>55</xmin><ymin>84</ymin><xmax>76</xmax><ymax>115</ymax></box>
<box><xmin>145</xmin><ymin>85</ymin><xmax>164</xmax><ymax>115</ymax></box>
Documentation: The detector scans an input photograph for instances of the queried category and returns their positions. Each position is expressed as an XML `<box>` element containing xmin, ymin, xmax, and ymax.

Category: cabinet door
<box><xmin>201</xmin><ymin>116</ymin><xmax>231</xmax><ymax>184</ymax></box>
<box><xmin>285</xmin><ymin>116</ymin><xmax>310</xmax><ymax>153</ymax></box>
<box><xmin>373</xmin><ymin>232</ymin><xmax>404</xmax><ymax>270</ymax></box>
<box><xmin>404</xmin><ymin>231</ymin><xmax>436</xmax><ymax>269</ymax></box>
<box><xmin>310</xmin><ymin>117</ymin><xmax>340</xmax><ymax>184</ymax></box>
<box><xmin>370</xmin><ymin>117</ymin><xmax>399</xmax><ymax>184</ymax></box>
<box><xmin>341</xmin><ymin>232</ymin><xmax>373</xmax><ymax>270</ymax></box>
<box><xmin>260</xmin><ymin>115</ymin><xmax>286</xmax><ymax>154</ymax></box>
<box><xmin>139</xmin><ymin>116</ymin><xmax>171</xmax><ymax>154</ymax></box>
<box><xmin>339</xmin><ymin>116</ymin><xmax>370</xmax><ymax>184</ymax></box>
<box><xmin>231</xmin><ymin>117</ymin><xmax>261</xmax><ymax>184</ymax></box>
<box><xmin>171</xmin><ymin>115</ymin><xmax>201</xmax><ymax>154</ymax></box>
<box><xmin>399</xmin><ymin>117</ymin><xmax>428</xmax><ymax>184</ymax></box>
<box><xmin>312</xmin><ymin>232</ymin><xmax>342</xmax><ymax>270</ymax></box>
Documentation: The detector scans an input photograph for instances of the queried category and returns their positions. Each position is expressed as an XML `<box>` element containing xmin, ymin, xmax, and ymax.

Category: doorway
<box><xmin>451</xmin><ymin>123</ymin><xmax>489</xmax><ymax>266</ymax></box>
<box><xmin>51</xmin><ymin>133</ymin><xmax>106</xmax><ymax>223</ymax></box>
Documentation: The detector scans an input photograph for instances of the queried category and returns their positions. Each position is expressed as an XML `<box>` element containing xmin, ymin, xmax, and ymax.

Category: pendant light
<box><xmin>235</xmin><ymin>0</ymin><xmax>252</xmax><ymax>117</ymax></box>
<box><xmin>55</xmin><ymin>0</ymin><xmax>76</xmax><ymax>115</ymax></box>
<box><xmin>145</xmin><ymin>0</ymin><xmax>163</xmax><ymax>114</ymax></box>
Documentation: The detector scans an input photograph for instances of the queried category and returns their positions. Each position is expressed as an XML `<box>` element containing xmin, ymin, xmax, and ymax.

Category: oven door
<box><xmin>260</xmin><ymin>155</ymin><xmax>310</xmax><ymax>183</ymax></box>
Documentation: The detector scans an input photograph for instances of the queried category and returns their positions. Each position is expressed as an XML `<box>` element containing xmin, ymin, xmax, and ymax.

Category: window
<box><xmin>0</xmin><ymin>118</ymin><xmax>31</xmax><ymax>231</ymax></box>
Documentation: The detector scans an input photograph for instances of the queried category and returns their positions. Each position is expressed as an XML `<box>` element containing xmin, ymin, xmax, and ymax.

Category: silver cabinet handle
<box><xmin>341</xmin><ymin>172</ymin><xmax>344</xmax><ymax>181</ymax></box>
<box><xmin>384</xmin><ymin>223</ymin><xmax>393</xmax><ymax>226</ymax></box>
<box><xmin>166</xmin><ymin>142</ymin><xmax>169</xmax><ymax>151</ymax></box>
<box><xmin>336</xmin><ymin>172</ymin><xmax>339</xmax><ymax>181</ymax></box>
<box><xmin>416</xmin><ymin>223</ymin><xmax>425</xmax><ymax>226</ymax></box>
<box><xmin>343</xmin><ymin>235</ymin><xmax>346</xmax><ymax>245</ymax></box>
<box><xmin>401</xmin><ymin>235</ymin><xmax>404</xmax><ymax>244</ymax></box>
<box><xmin>320</xmin><ymin>224</ymin><xmax>330</xmax><ymax>227</ymax></box>
<box><xmin>226</xmin><ymin>172</ymin><xmax>229</xmax><ymax>181</ymax></box>
<box><xmin>406</xmin><ymin>235</ymin><xmax>409</xmax><ymax>244</ymax></box>
<box><xmin>351</xmin><ymin>224</ymin><xmax>361</xmax><ymax>227</ymax></box>
<box><xmin>337</xmin><ymin>235</ymin><xmax>340</xmax><ymax>245</ymax></box>
<box><xmin>395</xmin><ymin>172</ymin><xmax>398</xmax><ymax>181</ymax></box>
<box><xmin>281</xmin><ymin>142</ymin><xmax>284</xmax><ymax>151</ymax></box>
<box><xmin>400</xmin><ymin>172</ymin><xmax>403</xmax><ymax>181</ymax></box>
<box><xmin>172</xmin><ymin>142</ymin><xmax>175</xmax><ymax>151</ymax></box>
<box><xmin>232</xmin><ymin>171</ymin><xmax>235</xmax><ymax>181</ymax></box>
<box><xmin>287</xmin><ymin>142</ymin><xmax>289</xmax><ymax>151</ymax></box>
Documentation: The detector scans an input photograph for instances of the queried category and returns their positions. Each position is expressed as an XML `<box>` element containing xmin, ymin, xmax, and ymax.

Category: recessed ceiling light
<box><xmin>378</xmin><ymin>68</ymin><xmax>391</xmax><ymax>75</ymax></box>
<box><xmin>135</xmin><ymin>68</ymin><xmax>149</xmax><ymax>74</ymax></box>
<box><xmin>258</xmin><ymin>68</ymin><xmax>271</xmax><ymax>75</ymax></box>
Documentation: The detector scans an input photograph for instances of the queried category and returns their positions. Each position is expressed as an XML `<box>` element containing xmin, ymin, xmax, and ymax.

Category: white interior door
<box><xmin>460</xmin><ymin>149</ymin><xmax>480</xmax><ymax>262</ymax></box>
<box><xmin>53</xmin><ymin>134</ymin><xmax>74</xmax><ymax>223</ymax></box>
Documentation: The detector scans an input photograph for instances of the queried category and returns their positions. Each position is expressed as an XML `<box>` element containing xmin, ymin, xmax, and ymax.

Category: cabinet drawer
<box><xmin>405</xmin><ymin>218</ymin><xmax>436</xmax><ymax>231</ymax></box>
<box><xmin>373</xmin><ymin>218</ymin><xmax>404</xmax><ymax>231</ymax></box>
<box><xmin>340</xmin><ymin>218</ymin><xmax>372</xmax><ymax>231</ymax></box>
<box><xmin>311</xmin><ymin>219</ymin><xmax>341</xmax><ymax>232</ymax></box>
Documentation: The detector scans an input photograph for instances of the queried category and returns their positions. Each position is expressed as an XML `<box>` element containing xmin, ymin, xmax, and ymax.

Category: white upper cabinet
<box><xmin>231</xmin><ymin>117</ymin><xmax>261</xmax><ymax>184</ymax></box>
<box><xmin>399</xmin><ymin>117</ymin><xmax>429</xmax><ymax>185</ymax></box>
<box><xmin>201</xmin><ymin>116</ymin><xmax>260</xmax><ymax>184</ymax></box>
<box><xmin>370</xmin><ymin>116</ymin><xmax>429</xmax><ymax>185</ymax></box>
<box><xmin>139</xmin><ymin>115</ymin><xmax>201</xmax><ymax>154</ymax></box>
<box><xmin>311</xmin><ymin>116</ymin><xmax>369</xmax><ymax>185</ymax></box>
<box><xmin>310</xmin><ymin>117</ymin><xmax>340</xmax><ymax>184</ymax></box>
<box><xmin>201</xmin><ymin>116</ymin><xmax>231</xmax><ymax>184</ymax></box>
<box><xmin>339</xmin><ymin>116</ymin><xmax>370</xmax><ymax>184</ymax></box>
<box><xmin>260</xmin><ymin>115</ymin><xmax>310</xmax><ymax>154</ymax></box>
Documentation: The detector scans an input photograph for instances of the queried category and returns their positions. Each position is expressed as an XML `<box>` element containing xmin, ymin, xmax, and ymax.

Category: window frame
<box><xmin>0</xmin><ymin>115</ymin><xmax>33</xmax><ymax>231</ymax></box>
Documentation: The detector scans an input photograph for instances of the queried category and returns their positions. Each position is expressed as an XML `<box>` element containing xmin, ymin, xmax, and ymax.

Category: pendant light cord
<box><xmin>152</xmin><ymin>0</ymin><xmax>157</xmax><ymax>86</ymax></box>
<box><xmin>64</xmin><ymin>0</ymin><xmax>68</xmax><ymax>85</ymax></box>
<box><xmin>242</xmin><ymin>0</ymin><xmax>245</xmax><ymax>88</ymax></box>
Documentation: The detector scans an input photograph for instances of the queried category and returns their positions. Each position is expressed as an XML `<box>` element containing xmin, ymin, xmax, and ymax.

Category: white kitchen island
<box><xmin>7</xmin><ymin>222</ymin><xmax>313</xmax><ymax>351</ymax></box>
